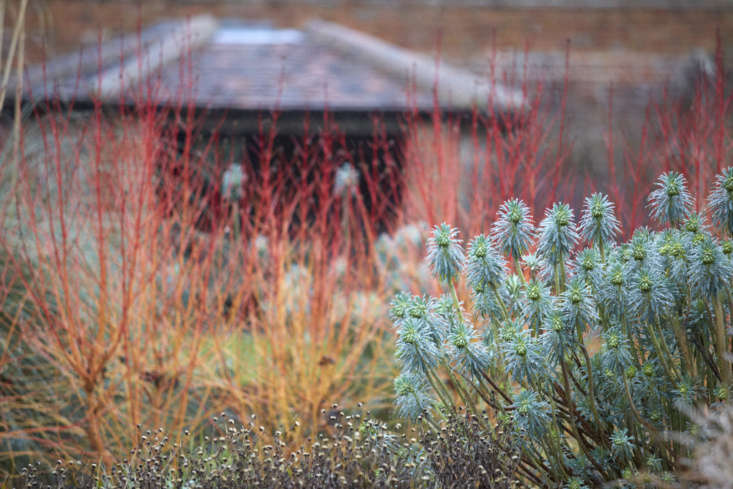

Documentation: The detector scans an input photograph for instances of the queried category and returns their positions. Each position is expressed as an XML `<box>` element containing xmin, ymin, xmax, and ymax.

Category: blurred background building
<box><xmin>7</xmin><ymin>0</ymin><xmax>733</xmax><ymax>194</ymax></box>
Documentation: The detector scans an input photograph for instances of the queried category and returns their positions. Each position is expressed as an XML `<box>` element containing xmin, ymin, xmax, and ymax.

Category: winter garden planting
<box><xmin>391</xmin><ymin>169</ymin><xmax>733</xmax><ymax>487</ymax></box>
<box><xmin>13</xmin><ymin>166</ymin><xmax>733</xmax><ymax>489</ymax></box>
<box><xmin>1</xmin><ymin>43</ymin><xmax>733</xmax><ymax>488</ymax></box>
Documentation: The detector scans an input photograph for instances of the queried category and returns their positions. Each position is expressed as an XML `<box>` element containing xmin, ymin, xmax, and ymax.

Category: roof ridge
<box><xmin>304</xmin><ymin>19</ymin><xmax>526</xmax><ymax>111</ymax></box>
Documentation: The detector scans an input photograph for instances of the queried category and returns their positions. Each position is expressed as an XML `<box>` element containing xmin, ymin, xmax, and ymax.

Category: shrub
<box><xmin>18</xmin><ymin>405</ymin><xmax>518</xmax><ymax>489</ymax></box>
<box><xmin>390</xmin><ymin>169</ymin><xmax>733</xmax><ymax>487</ymax></box>
<box><xmin>0</xmin><ymin>96</ymin><xmax>395</xmax><ymax>475</ymax></box>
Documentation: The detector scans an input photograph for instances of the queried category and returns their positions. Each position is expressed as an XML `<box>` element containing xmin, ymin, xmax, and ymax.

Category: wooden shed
<box><xmin>12</xmin><ymin>16</ymin><xmax>525</xmax><ymax>232</ymax></box>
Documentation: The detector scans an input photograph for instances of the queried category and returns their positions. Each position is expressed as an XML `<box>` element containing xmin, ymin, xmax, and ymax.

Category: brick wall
<box><xmin>63</xmin><ymin>0</ymin><xmax>733</xmax><ymax>8</ymax></box>
<box><xmin>22</xmin><ymin>1</ymin><xmax>733</xmax><ymax>65</ymax></box>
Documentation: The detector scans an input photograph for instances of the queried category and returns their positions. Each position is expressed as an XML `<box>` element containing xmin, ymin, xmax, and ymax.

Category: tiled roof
<box><xmin>19</xmin><ymin>17</ymin><xmax>523</xmax><ymax>113</ymax></box>
<box><xmin>153</xmin><ymin>31</ymin><xmax>432</xmax><ymax>111</ymax></box>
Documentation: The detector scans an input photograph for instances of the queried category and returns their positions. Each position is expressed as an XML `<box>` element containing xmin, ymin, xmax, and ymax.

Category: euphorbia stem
<box><xmin>598</xmin><ymin>239</ymin><xmax>606</xmax><ymax>263</ymax></box>
<box><xmin>425</xmin><ymin>367</ymin><xmax>453</xmax><ymax>409</ymax></box>
<box><xmin>670</xmin><ymin>315</ymin><xmax>695</xmax><ymax>377</ymax></box>
<box><xmin>653</xmin><ymin>318</ymin><xmax>680</xmax><ymax>376</ymax></box>
<box><xmin>491</xmin><ymin>284</ymin><xmax>510</xmax><ymax>323</ymax></box>
<box><xmin>460</xmin><ymin>369</ymin><xmax>502</xmax><ymax>413</ymax></box>
<box><xmin>576</xmin><ymin>321</ymin><xmax>603</xmax><ymax>432</ymax></box>
<box><xmin>415</xmin><ymin>349</ymin><xmax>453</xmax><ymax>409</ymax></box>
<box><xmin>647</xmin><ymin>319</ymin><xmax>679</xmax><ymax>382</ymax></box>
<box><xmin>480</xmin><ymin>369</ymin><xmax>513</xmax><ymax>405</ymax></box>
<box><xmin>559</xmin><ymin>357</ymin><xmax>605</xmax><ymax>474</ymax></box>
<box><xmin>554</xmin><ymin>260</ymin><xmax>566</xmax><ymax>295</ymax></box>
<box><xmin>713</xmin><ymin>296</ymin><xmax>731</xmax><ymax>386</ymax></box>
<box><xmin>540</xmin><ymin>436</ymin><xmax>568</xmax><ymax>481</ymax></box>
<box><xmin>514</xmin><ymin>256</ymin><xmax>525</xmax><ymax>282</ymax></box>
<box><xmin>445</xmin><ymin>366</ymin><xmax>478</xmax><ymax>414</ymax></box>
<box><xmin>449</xmin><ymin>279</ymin><xmax>462</xmax><ymax>318</ymax></box>
<box><xmin>621</xmin><ymin>374</ymin><xmax>658</xmax><ymax>436</ymax></box>
<box><xmin>621</xmin><ymin>310</ymin><xmax>642</xmax><ymax>367</ymax></box>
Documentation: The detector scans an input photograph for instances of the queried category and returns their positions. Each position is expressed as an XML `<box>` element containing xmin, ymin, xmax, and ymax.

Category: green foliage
<box><xmin>391</xmin><ymin>170</ymin><xmax>733</xmax><ymax>487</ymax></box>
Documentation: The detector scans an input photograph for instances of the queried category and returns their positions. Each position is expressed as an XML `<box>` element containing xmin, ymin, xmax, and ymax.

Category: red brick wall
<box><xmin>24</xmin><ymin>1</ymin><xmax>733</xmax><ymax>64</ymax></box>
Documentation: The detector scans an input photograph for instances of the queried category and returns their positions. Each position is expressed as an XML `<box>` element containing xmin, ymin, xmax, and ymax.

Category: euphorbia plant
<box><xmin>391</xmin><ymin>169</ymin><xmax>733</xmax><ymax>487</ymax></box>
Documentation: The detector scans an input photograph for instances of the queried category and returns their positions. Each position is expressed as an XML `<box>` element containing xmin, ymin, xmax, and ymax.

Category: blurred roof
<box><xmin>18</xmin><ymin>16</ymin><xmax>524</xmax><ymax>114</ymax></box>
